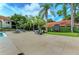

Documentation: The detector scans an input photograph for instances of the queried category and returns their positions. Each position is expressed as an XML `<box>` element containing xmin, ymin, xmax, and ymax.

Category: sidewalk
<box><xmin>0</xmin><ymin>34</ymin><xmax>19</xmax><ymax>55</ymax></box>
<box><xmin>5</xmin><ymin>31</ymin><xmax>79</xmax><ymax>55</ymax></box>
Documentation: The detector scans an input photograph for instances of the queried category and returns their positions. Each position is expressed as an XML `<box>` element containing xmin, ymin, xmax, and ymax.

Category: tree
<box><xmin>56</xmin><ymin>3</ymin><xmax>79</xmax><ymax>32</ymax></box>
<box><xmin>10</xmin><ymin>14</ymin><xmax>19</xmax><ymax>29</ymax></box>
<box><xmin>71</xmin><ymin>3</ymin><xmax>74</xmax><ymax>32</ymax></box>
<box><xmin>19</xmin><ymin>16</ymin><xmax>27</xmax><ymax>29</ymax></box>
<box><xmin>39</xmin><ymin>3</ymin><xmax>53</xmax><ymax>32</ymax></box>
<box><xmin>57</xmin><ymin>10</ymin><xmax>63</xmax><ymax>16</ymax></box>
<box><xmin>55</xmin><ymin>3</ymin><xmax>68</xmax><ymax>19</ymax></box>
<box><xmin>47</xmin><ymin>19</ymin><xmax>54</xmax><ymax>23</ymax></box>
<box><xmin>75</xmin><ymin>11</ymin><xmax>79</xmax><ymax>23</ymax></box>
<box><xmin>65</xmin><ymin>15</ymin><xmax>71</xmax><ymax>20</ymax></box>
<box><xmin>10</xmin><ymin>14</ymin><xmax>27</xmax><ymax>29</ymax></box>
<box><xmin>27</xmin><ymin>19</ymin><xmax>33</xmax><ymax>30</ymax></box>
<box><xmin>73</xmin><ymin>4</ymin><xmax>79</xmax><ymax>23</ymax></box>
<box><xmin>33</xmin><ymin>16</ymin><xmax>46</xmax><ymax>30</ymax></box>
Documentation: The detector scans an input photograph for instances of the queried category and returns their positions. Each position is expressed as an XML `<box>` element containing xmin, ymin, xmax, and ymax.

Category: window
<box><xmin>6</xmin><ymin>22</ymin><xmax>10</xmax><ymax>24</ymax></box>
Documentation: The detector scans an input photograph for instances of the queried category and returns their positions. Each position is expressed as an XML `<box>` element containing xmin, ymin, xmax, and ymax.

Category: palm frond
<box><xmin>50</xmin><ymin>10</ymin><xmax>55</xmax><ymax>17</ymax></box>
<box><xmin>55</xmin><ymin>3</ymin><xmax>62</xmax><ymax>8</ymax></box>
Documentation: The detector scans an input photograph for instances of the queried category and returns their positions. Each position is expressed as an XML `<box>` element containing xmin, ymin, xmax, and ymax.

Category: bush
<box><xmin>60</xmin><ymin>26</ymin><xmax>71</xmax><ymax>32</ymax></box>
<box><xmin>48</xmin><ymin>27</ymin><xmax>54</xmax><ymax>32</ymax></box>
<box><xmin>74</xmin><ymin>27</ymin><xmax>79</xmax><ymax>33</ymax></box>
<box><xmin>0</xmin><ymin>28</ymin><xmax>15</xmax><ymax>31</ymax></box>
<box><xmin>48</xmin><ymin>26</ymin><xmax>79</xmax><ymax>33</ymax></box>
<box><xmin>48</xmin><ymin>26</ymin><xmax>71</xmax><ymax>32</ymax></box>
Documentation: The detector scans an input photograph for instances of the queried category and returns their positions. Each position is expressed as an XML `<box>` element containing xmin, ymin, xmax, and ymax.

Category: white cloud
<box><xmin>0</xmin><ymin>3</ymin><xmax>41</xmax><ymax>16</ymax></box>
<box><xmin>23</xmin><ymin>3</ymin><xmax>41</xmax><ymax>16</ymax></box>
<box><xmin>5</xmin><ymin>4</ymin><xmax>20</xmax><ymax>14</ymax></box>
<box><xmin>0</xmin><ymin>3</ymin><xmax>6</xmax><ymax>10</ymax></box>
<box><xmin>24</xmin><ymin>3</ymin><xmax>40</xmax><ymax>11</ymax></box>
<box><xmin>0</xmin><ymin>3</ymin><xmax>51</xmax><ymax>17</ymax></box>
<box><xmin>0</xmin><ymin>3</ymin><xmax>20</xmax><ymax>14</ymax></box>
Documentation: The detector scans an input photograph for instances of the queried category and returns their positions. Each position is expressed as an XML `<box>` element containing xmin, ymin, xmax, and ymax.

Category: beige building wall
<box><xmin>0</xmin><ymin>19</ymin><xmax>12</xmax><ymax>28</ymax></box>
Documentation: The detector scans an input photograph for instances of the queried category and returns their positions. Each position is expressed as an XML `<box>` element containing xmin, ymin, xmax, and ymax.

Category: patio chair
<box><xmin>34</xmin><ymin>30</ymin><xmax>39</xmax><ymax>34</ymax></box>
<box><xmin>14</xmin><ymin>29</ymin><xmax>21</xmax><ymax>33</ymax></box>
<box><xmin>37</xmin><ymin>29</ymin><xmax>43</xmax><ymax>35</ymax></box>
<box><xmin>22</xmin><ymin>29</ymin><xmax>26</xmax><ymax>32</ymax></box>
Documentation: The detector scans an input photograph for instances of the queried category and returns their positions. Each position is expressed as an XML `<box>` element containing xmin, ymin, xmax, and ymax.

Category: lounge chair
<box><xmin>14</xmin><ymin>29</ymin><xmax>21</xmax><ymax>33</ymax></box>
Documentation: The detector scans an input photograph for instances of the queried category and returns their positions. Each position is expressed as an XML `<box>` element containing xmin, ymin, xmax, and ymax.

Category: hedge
<box><xmin>48</xmin><ymin>26</ymin><xmax>79</xmax><ymax>33</ymax></box>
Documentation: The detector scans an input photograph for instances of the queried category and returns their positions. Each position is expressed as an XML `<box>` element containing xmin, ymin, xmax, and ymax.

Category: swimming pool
<box><xmin>0</xmin><ymin>32</ymin><xmax>7</xmax><ymax>38</ymax></box>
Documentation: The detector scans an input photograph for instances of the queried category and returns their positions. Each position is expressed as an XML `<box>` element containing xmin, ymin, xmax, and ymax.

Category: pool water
<box><xmin>0</xmin><ymin>33</ymin><xmax>3</xmax><ymax>37</ymax></box>
<box><xmin>0</xmin><ymin>32</ymin><xmax>7</xmax><ymax>38</ymax></box>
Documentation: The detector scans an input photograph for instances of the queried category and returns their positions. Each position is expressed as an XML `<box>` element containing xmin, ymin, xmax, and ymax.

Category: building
<box><xmin>47</xmin><ymin>20</ymin><xmax>71</xmax><ymax>32</ymax></box>
<box><xmin>47</xmin><ymin>20</ymin><xmax>71</xmax><ymax>28</ymax></box>
<box><xmin>0</xmin><ymin>16</ymin><xmax>16</xmax><ymax>29</ymax></box>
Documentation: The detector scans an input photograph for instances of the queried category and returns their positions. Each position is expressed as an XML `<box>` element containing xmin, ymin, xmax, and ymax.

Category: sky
<box><xmin>0</xmin><ymin>3</ymin><xmax>71</xmax><ymax>22</ymax></box>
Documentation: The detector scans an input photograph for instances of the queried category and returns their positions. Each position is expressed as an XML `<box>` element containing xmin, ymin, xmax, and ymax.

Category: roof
<box><xmin>0</xmin><ymin>16</ymin><xmax>9</xmax><ymax>20</ymax></box>
<box><xmin>47</xmin><ymin>22</ymin><xmax>59</xmax><ymax>27</ymax></box>
<box><xmin>47</xmin><ymin>20</ymin><xmax>71</xmax><ymax>28</ymax></box>
<box><xmin>0</xmin><ymin>16</ymin><xmax>12</xmax><ymax>22</ymax></box>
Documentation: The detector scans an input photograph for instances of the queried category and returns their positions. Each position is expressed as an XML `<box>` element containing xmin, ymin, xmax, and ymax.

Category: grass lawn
<box><xmin>47</xmin><ymin>32</ymin><xmax>79</xmax><ymax>37</ymax></box>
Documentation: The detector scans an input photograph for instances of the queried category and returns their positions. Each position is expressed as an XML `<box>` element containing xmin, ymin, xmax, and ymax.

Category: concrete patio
<box><xmin>0</xmin><ymin>31</ymin><xmax>79</xmax><ymax>55</ymax></box>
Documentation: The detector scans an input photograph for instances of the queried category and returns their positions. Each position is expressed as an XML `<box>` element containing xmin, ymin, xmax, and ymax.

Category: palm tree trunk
<box><xmin>45</xmin><ymin>21</ymin><xmax>48</xmax><ymax>32</ymax></box>
<box><xmin>63</xmin><ymin>3</ymin><xmax>67</xmax><ymax>19</ymax></box>
<box><xmin>71</xmin><ymin>3</ymin><xmax>74</xmax><ymax>32</ymax></box>
<box><xmin>45</xmin><ymin>11</ymin><xmax>48</xmax><ymax>32</ymax></box>
<box><xmin>33</xmin><ymin>23</ymin><xmax>34</xmax><ymax>31</ymax></box>
<box><xmin>73</xmin><ymin>4</ymin><xmax>77</xmax><ymax>21</ymax></box>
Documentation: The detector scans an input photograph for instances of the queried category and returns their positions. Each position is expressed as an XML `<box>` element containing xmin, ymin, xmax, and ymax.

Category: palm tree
<box><xmin>19</xmin><ymin>16</ymin><xmax>27</xmax><ymax>29</ymax></box>
<box><xmin>56</xmin><ymin>3</ymin><xmax>78</xmax><ymax>32</ymax></box>
<box><xmin>69</xmin><ymin>3</ymin><xmax>79</xmax><ymax>32</ymax></box>
<box><xmin>30</xmin><ymin>16</ymin><xmax>37</xmax><ymax>31</ymax></box>
<box><xmin>39</xmin><ymin>3</ymin><xmax>53</xmax><ymax>32</ymax></box>
<box><xmin>71</xmin><ymin>3</ymin><xmax>74</xmax><ymax>32</ymax></box>
<box><xmin>33</xmin><ymin>16</ymin><xmax>45</xmax><ymax>30</ymax></box>
<box><xmin>55</xmin><ymin>3</ymin><xmax>68</xmax><ymax>19</ymax></box>
<box><xmin>27</xmin><ymin>19</ymin><xmax>33</xmax><ymax>31</ymax></box>
<box><xmin>72</xmin><ymin>4</ymin><xmax>79</xmax><ymax>23</ymax></box>
<box><xmin>55</xmin><ymin>3</ymin><xmax>69</xmax><ymax>31</ymax></box>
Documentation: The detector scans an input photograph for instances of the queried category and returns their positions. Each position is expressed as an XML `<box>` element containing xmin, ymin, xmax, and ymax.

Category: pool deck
<box><xmin>0</xmin><ymin>31</ymin><xmax>79</xmax><ymax>55</ymax></box>
<box><xmin>0</xmin><ymin>32</ymin><xmax>19</xmax><ymax>55</ymax></box>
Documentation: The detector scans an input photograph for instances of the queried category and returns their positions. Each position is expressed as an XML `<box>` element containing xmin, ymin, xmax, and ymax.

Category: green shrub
<box><xmin>49</xmin><ymin>26</ymin><xmax>79</xmax><ymax>33</ymax></box>
<box><xmin>48</xmin><ymin>26</ymin><xmax>79</xmax><ymax>33</ymax></box>
<box><xmin>60</xmin><ymin>26</ymin><xmax>71</xmax><ymax>32</ymax></box>
<box><xmin>74</xmin><ymin>27</ymin><xmax>79</xmax><ymax>33</ymax></box>
<box><xmin>48</xmin><ymin>26</ymin><xmax>71</xmax><ymax>32</ymax></box>
<box><xmin>0</xmin><ymin>28</ymin><xmax>15</xmax><ymax>31</ymax></box>
<box><xmin>48</xmin><ymin>27</ymin><xmax>54</xmax><ymax>32</ymax></box>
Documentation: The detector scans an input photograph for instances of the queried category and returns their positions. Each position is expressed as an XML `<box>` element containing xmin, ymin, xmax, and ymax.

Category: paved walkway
<box><xmin>1</xmin><ymin>31</ymin><xmax>79</xmax><ymax>55</ymax></box>
<box><xmin>0</xmin><ymin>33</ymin><xmax>19</xmax><ymax>55</ymax></box>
